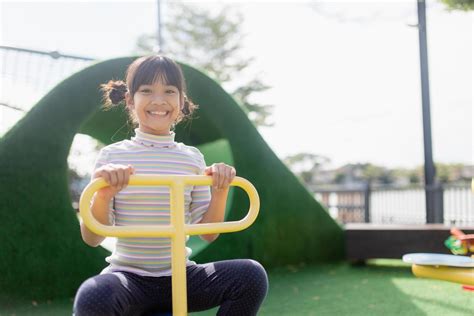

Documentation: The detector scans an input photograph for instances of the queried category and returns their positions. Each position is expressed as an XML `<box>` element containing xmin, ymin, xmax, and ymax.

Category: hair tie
<box><xmin>109</xmin><ymin>84</ymin><xmax>128</xmax><ymax>104</ymax></box>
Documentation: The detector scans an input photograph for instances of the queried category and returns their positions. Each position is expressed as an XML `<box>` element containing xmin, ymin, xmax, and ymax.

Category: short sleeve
<box><xmin>90</xmin><ymin>147</ymin><xmax>115</xmax><ymax>224</ymax></box>
<box><xmin>189</xmin><ymin>150</ymin><xmax>211</xmax><ymax>224</ymax></box>
<box><xmin>91</xmin><ymin>147</ymin><xmax>109</xmax><ymax>181</ymax></box>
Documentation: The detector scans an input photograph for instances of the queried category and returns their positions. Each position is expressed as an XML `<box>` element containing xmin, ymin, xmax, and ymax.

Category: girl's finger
<box><xmin>224</xmin><ymin>167</ymin><xmax>236</xmax><ymax>189</ymax></box>
<box><xmin>92</xmin><ymin>170</ymin><xmax>101</xmax><ymax>179</ymax></box>
<box><xmin>219</xmin><ymin>164</ymin><xmax>227</xmax><ymax>189</ymax></box>
<box><xmin>123</xmin><ymin>173</ymin><xmax>129</xmax><ymax>190</ymax></box>
<box><xmin>108</xmin><ymin>169</ymin><xmax>118</xmax><ymax>187</ymax></box>
<box><xmin>221</xmin><ymin>164</ymin><xmax>228</xmax><ymax>189</ymax></box>
<box><xmin>204</xmin><ymin>167</ymin><xmax>212</xmax><ymax>176</ymax></box>
<box><xmin>123</xmin><ymin>167</ymin><xmax>132</xmax><ymax>189</ymax></box>
<box><xmin>100</xmin><ymin>170</ymin><xmax>110</xmax><ymax>185</ymax></box>
<box><xmin>212</xmin><ymin>164</ymin><xmax>219</xmax><ymax>189</ymax></box>
<box><xmin>116</xmin><ymin>169</ymin><xmax>125</xmax><ymax>190</ymax></box>
<box><xmin>220</xmin><ymin>166</ymin><xmax>226</xmax><ymax>189</ymax></box>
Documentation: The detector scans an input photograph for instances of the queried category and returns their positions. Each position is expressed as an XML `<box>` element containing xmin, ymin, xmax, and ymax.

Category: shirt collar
<box><xmin>131</xmin><ymin>128</ymin><xmax>176</xmax><ymax>148</ymax></box>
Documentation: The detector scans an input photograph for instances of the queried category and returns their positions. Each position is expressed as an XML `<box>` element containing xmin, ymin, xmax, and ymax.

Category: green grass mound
<box><xmin>0</xmin><ymin>57</ymin><xmax>343</xmax><ymax>300</ymax></box>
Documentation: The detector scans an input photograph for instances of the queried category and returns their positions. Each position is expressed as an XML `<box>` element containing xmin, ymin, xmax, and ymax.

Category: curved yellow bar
<box><xmin>412</xmin><ymin>264</ymin><xmax>474</xmax><ymax>286</ymax></box>
<box><xmin>79</xmin><ymin>175</ymin><xmax>260</xmax><ymax>238</ymax></box>
<box><xmin>79</xmin><ymin>175</ymin><xmax>260</xmax><ymax>316</ymax></box>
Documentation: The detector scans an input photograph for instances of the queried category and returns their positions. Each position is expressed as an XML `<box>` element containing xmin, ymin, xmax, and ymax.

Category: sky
<box><xmin>0</xmin><ymin>0</ymin><xmax>472</xmax><ymax>171</ymax></box>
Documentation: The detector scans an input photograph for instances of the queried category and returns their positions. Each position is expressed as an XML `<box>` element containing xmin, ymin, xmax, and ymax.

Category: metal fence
<box><xmin>0</xmin><ymin>45</ymin><xmax>95</xmax><ymax>134</ymax></box>
<box><xmin>314</xmin><ymin>183</ymin><xmax>473</xmax><ymax>226</ymax></box>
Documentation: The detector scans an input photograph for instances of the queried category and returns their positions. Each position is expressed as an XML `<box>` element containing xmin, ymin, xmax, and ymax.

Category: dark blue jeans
<box><xmin>73</xmin><ymin>259</ymin><xmax>268</xmax><ymax>316</ymax></box>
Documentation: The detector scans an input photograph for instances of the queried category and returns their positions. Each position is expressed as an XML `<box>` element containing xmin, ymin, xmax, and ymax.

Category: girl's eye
<box><xmin>140</xmin><ymin>89</ymin><xmax>152</xmax><ymax>93</ymax></box>
<box><xmin>166</xmin><ymin>89</ymin><xmax>176</xmax><ymax>94</ymax></box>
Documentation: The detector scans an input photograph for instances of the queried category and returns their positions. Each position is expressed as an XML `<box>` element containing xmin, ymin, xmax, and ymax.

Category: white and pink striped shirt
<box><xmin>93</xmin><ymin>129</ymin><xmax>211</xmax><ymax>277</ymax></box>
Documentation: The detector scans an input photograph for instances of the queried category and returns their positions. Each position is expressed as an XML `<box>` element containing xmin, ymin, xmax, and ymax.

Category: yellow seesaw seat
<box><xmin>411</xmin><ymin>265</ymin><xmax>474</xmax><ymax>286</ymax></box>
<box><xmin>403</xmin><ymin>253</ymin><xmax>474</xmax><ymax>286</ymax></box>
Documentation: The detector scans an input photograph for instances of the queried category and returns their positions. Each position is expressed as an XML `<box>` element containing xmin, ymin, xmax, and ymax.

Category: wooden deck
<box><xmin>345</xmin><ymin>224</ymin><xmax>474</xmax><ymax>262</ymax></box>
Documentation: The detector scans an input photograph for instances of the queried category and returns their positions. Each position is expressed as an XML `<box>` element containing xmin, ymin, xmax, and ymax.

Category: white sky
<box><xmin>0</xmin><ymin>0</ymin><xmax>472</xmax><ymax>169</ymax></box>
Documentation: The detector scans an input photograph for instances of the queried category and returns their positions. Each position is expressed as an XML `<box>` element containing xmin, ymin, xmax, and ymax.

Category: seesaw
<box><xmin>80</xmin><ymin>175</ymin><xmax>260</xmax><ymax>316</ymax></box>
<box><xmin>403</xmin><ymin>180</ymin><xmax>474</xmax><ymax>289</ymax></box>
<box><xmin>402</xmin><ymin>253</ymin><xmax>474</xmax><ymax>287</ymax></box>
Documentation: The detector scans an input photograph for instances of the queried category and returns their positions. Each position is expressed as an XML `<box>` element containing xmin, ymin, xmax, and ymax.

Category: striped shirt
<box><xmin>93</xmin><ymin>128</ymin><xmax>211</xmax><ymax>277</ymax></box>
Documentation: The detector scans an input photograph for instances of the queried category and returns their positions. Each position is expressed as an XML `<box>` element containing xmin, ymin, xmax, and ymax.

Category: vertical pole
<box><xmin>157</xmin><ymin>0</ymin><xmax>164</xmax><ymax>53</ymax></box>
<box><xmin>170</xmin><ymin>181</ymin><xmax>187</xmax><ymax>315</ymax></box>
<box><xmin>364</xmin><ymin>181</ymin><xmax>371</xmax><ymax>223</ymax></box>
<box><xmin>417</xmin><ymin>0</ymin><xmax>438</xmax><ymax>223</ymax></box>
<box><xmin>434</xmin><ymin>183</ymin><xmax>444</xmax><ymax>223</ymax></box>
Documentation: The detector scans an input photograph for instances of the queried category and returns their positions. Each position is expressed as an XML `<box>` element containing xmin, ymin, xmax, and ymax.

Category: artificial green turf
<box><xmin>2</xmin><ymin>260</ymin><xmax>472</xmax><ymax>315</ymax></box>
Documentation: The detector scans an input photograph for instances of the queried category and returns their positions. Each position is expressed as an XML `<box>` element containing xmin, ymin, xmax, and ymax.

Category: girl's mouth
<box><xmin>147</xmin><ymin>110</ymin><xmax>169</xmax><ymax>117</ymax></box>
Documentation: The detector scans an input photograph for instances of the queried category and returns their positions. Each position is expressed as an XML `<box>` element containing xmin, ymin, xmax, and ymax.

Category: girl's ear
<box><xmin>180</xmin><ymin>94</ymin><xmax>185</xmax><ymax>109</ymax></box>
<box><xmin>125</xmin><ymin>92</ymin><xmax>134</xmax><ymax>110</ymax></box>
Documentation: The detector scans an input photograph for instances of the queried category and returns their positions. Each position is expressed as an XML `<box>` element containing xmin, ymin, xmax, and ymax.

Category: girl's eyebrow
<box><xmin>161</xmin><ymin>85</ymin><xmax>178</xmax><ymax>90</ymax></box>
<box><xmin>144</xmin><ymin>83</ymin><xmax>177</xmax><ymax>88</ymax></box>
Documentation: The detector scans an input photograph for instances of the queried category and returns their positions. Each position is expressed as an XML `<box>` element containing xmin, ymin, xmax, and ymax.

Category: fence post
<box><xmin>426</xmin><ymin>183</ymin><xmax>444</xmax><ymax>224</ymax></box>
<box><xmin>426</xmin><ymin>184</ymin><xmax>434</xmax><ymax>223</ymax></box>
<box><xmin>434</xmin><ymin>183</ymin><xmax>444</xmax><ymax>223</ymax></box>
<box><xmin>364</xmin><ymin>181</ymin><xmax>371</xmax><ymax>223</ymax></box>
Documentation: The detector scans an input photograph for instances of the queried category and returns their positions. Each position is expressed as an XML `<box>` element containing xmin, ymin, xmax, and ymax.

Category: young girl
<box><xmin>73</xmin><ymin>55</ymin><xmax>268</xmax><ymax>316</ymax></box>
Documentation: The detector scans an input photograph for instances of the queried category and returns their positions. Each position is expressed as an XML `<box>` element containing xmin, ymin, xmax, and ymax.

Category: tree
<box><xmin>136</xmin><ymin>2</ymin><xmax>274</xmax><ymax>127</ymax></box>
<box><xmin>283</xmin><ymin>153</ymin><xmax>330</xmax><ymax>185</ymax></box>
<box><xmin>408</xmin><ymin>172</ymin><xmax>420</xmax><ymax>184</ymax></box>
<box><xmin>434</xmin><ymin>162</ymin><xmax>469</xmax><ymax>184</ymax></box>
<box><xmin>334</xmin><ymin>172</ymin><xmax>346</xmax><ymax>184</ymax></box>
<box><xmin>441</xmin><ymin>0</ymin><xmax>474</xmax><ymax>11</ymax></box>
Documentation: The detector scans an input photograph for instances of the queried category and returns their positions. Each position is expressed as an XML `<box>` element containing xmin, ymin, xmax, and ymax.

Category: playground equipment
<box><xmin>80</xmin><ymin>175</ymin><xmax>260</xmax><ymax>316</ymax></box>
<box><xmin>403</xmin><ymin>253</ymin><xmax>474</xmax><ymax>286</ymax></box>
<box><xmin>444</xmin><ymin>228</ymin><xmax>474</xmax><ymax>255</ymax></box>
<box><xmin>403</xmin><ymin>180</ymin><xmax>474</xmax><ymax>288</ymax></box>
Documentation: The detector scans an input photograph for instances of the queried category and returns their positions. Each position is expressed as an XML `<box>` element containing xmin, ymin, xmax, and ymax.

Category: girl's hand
<box><xmin>204</xmin><ymin>163</ymin><xmax>236</xmax><ymax>191</ymax></box>
<box><xmin>92</xmin><ymin>164</ymin><xmax>135</xmax><ymax>199</ymax></box>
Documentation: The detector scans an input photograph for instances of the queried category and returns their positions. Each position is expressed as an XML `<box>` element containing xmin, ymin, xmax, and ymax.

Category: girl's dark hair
<box><xmin>100</xmin><ymin>55</ymin><xmax>197</xmax><ymax>125</ymax></box>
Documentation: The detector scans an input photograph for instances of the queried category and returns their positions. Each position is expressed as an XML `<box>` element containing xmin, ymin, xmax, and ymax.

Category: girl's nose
<box><xmin>151</xmin><ymin>94</ymin><xmax>166</xmax><ymax>104</ymax></box>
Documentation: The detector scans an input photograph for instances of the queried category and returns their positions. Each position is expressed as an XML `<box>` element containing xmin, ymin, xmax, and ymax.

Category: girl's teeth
<box><xmin>149</xmin><ymin>111</ymin><xmax>167</xmax><ymax>115</ymax></box>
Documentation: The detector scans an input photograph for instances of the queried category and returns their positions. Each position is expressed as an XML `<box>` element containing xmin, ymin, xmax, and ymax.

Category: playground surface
<box><xmin>1</xmin><ymin>259</ymin><xmax>472</xmax><ymax>316</ymax></box>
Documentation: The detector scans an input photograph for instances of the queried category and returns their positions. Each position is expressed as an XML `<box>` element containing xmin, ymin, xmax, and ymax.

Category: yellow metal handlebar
<box><xmin>79</xmin><ymin>175</ymin><xmax>260</xmax><ymax>316</ymax></box>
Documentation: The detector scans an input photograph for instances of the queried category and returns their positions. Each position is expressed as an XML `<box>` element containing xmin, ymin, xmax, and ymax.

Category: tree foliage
<box><xmin>284</xmin><ymin>153</ymin><xmax>330</xmax><ymax>184</ymax></box>
<box><xmin>441</xmin><ymin>0</ymin><xmax>474</xmax><ymax>11</ymax></box>
<box><xmin>284</xmin><ymin>153</ymin><xmax>330</xmax><ymax>170</ymax></box>
<box><xmin>136</xmin><ymin>2</ymin><xmax>274</xmax><ymax>127</ymax></box>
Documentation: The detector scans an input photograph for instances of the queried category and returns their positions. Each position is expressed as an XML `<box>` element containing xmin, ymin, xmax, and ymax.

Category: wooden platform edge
<box><xmin>344</xmin><ymin>224</ymin><xmax>474</xmax><ymax>261</ymax></box>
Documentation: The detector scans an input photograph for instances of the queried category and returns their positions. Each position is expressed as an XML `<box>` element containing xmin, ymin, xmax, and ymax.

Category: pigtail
<box><xmin>100</xmin><ymin>80</ymin><xmax>128</xmax><ymax>109</ymax></box>
<box><xmin>177</xmin><ymin>94</ymin><xmax>198</xmax><ymax>123</ymax></box>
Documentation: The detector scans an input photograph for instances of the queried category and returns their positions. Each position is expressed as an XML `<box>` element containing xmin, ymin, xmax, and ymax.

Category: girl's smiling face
<box><xmin>126</xmin><ymin>80</ymin><xmax>183</xmax><ymax>136</ymax></box>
